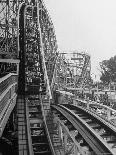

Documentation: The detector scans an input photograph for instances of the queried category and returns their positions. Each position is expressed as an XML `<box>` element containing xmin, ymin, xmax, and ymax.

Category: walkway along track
<box><xmin>51</xmin><ymin>104</ymin><xmax>116</xmax><ymax>155</ymax></box>
<box><xmin>17</xmin><ymin>96</ymin><xmax>30</xmax><ymax>155</ymax></box>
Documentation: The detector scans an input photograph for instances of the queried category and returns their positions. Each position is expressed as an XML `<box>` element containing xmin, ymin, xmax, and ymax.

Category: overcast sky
<box><xmin>44</xmin><ymin>0</ymin><xmax>116</xmax><ymax>81</ymax></box>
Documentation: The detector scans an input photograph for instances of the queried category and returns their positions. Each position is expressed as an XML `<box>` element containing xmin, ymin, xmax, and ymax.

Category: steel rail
<box><xmin>52</xmin><ymin>104</ymin><xmax>116</xmax><ymax>155</ymax></box>
<box><xmin>39</xmin><ymin>95</ymin><xmax>56</xmax><ymax>155</ymax></box>
<box><xmin>61</xmin><ymin>104</ymin><xmax>116</xmax><ymax>154</ymax></box>
<box><xmin>26</xmin><ymin>96</ymin><xmax>53</xmax><ymax>155</ymax></box>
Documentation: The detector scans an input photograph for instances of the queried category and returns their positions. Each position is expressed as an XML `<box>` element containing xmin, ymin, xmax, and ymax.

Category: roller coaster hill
<box><xmin>1</xmin><ymin>0</ymin><xmax>116</xmax><ymax>155</ymax></box>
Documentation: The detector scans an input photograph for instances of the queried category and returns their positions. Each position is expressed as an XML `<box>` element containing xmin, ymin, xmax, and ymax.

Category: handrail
<box><xmin>0</xmin><ymin>72</ymin><xmax>18</xmax><ymax>124</ymax></box>
<box><xmin>0</xmin><ymin>73</ymin><xmax>18</xmax><ymax>97</ymax></box>
<box><xmin>75</xmin><ymin>98</ymin><xmax>115</xmax><ymax>111</ymax></box>
<box><xmin>0</xmin><ymin>59</ymin><xmax>20</xmax><ymax>64</ymax></box>
<box><xmin>0</xmin><ymin>73</ymin><xmax>17</xmax><ymax>83</ymax></box>
<box><xmin>0</xmin><ymin>91</ymin><xmax>17</xmax><ymax>121</ymax></box>
<box><xmin>0</xmin><ymin>72</ymin><xmax>18</xmax><ymax>136</ymax></box>
<box><xmin>37</xmin><ymin>3</ymin><xmax>52</xmax><ymax>100</ymax></box>
<box><xmin>39</xmin><ymin>95</ymin><xmax>56</xmax><ymax>155</ymax></box>
<box><xmin>0</xmin><ymin>83</ymin><xmax>17</xmax><ymax>101</ymax></box>
<box><xmin>74</xmin><ymin>98</ymin><xmax>116</xmax><ymax>121</ymax></box>
<box><xmin>0</xmin><ymin>93</ymin><xmax>17</xmax><ymax>137</ymax></box>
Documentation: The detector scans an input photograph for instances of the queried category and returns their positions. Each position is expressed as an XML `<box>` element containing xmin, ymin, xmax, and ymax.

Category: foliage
<box><xmin>99</xmin><ymin>55</ymin><xmax>116</xmax><ymax>84</ymax></box>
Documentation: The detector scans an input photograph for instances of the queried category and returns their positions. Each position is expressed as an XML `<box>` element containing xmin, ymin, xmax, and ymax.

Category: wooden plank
<box><xmin>17</xmin><ymin>96</ymin><xmax>28</xmax><ymax>155</ymax></box>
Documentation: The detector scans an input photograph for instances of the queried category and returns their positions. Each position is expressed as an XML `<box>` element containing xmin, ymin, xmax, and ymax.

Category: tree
<box><xmin>99</xmin><ymin>55</ymin><xmax>116</xmax><ymax>84</ymax></box>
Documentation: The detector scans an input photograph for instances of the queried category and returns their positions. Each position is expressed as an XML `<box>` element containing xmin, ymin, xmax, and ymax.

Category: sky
<box><xmin>44</xmin><ymin>0</ymin><xmax>116</xmax><ymax>81</ymax></box>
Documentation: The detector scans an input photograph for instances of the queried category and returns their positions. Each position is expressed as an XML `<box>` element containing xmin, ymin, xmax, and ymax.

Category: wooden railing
<box><xmin>0</xmin><ymin>73</ymin><xmax>18</xmax><ymax>95</ymax></box>
<box><xmin>73</xmin><ymin>98</ymin><xmax>116</xmax><ymax>123</ymax></box>
<box><xmin>37</xmin><ymin>4</ymin><xmax>52</xmax><ymax>100</ymax></box>
<box><xmin>0</xmin><ymin>59</ymin><xmax>20</xmax><ymax>136</ymax></box>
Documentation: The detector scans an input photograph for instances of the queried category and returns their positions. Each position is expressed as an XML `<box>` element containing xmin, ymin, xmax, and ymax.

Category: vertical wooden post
<box><xmin>107</xmin><ymin>109</ymin><xmax>111</xmax><ymax>120</ymax></box>
<box><xmin>64</xmin><ymin>132</ymin><xmax>68</xmax><ymax>154</ymax></box>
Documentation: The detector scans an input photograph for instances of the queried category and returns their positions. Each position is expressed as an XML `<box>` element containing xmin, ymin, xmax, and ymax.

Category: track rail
<box><xmin>51</xmin><ymin>104</ymin><xmax>116</xmax><ymax>155</ymax></box>
<box><xmin>26</xmin><ymin>95</ymin><xmax>52</xmax><ymax>155</ymax></box>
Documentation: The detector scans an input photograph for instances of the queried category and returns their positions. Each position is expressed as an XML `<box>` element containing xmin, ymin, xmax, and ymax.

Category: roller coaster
<box><xmin>0</xmin><ymin>0</ymin><xmax>116</xmax><ymax>155</ymax></box>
